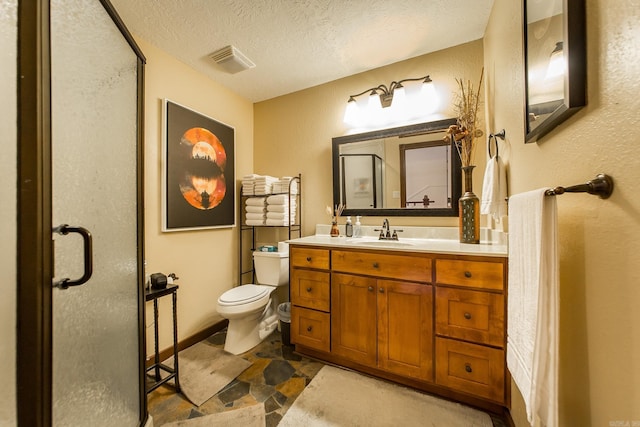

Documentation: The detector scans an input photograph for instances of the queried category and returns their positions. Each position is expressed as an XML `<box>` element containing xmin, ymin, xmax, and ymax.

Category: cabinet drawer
<box><xmin>332</xmin><ymin>250</ymin><xmax>432</xmax><ymax>283</ymax></box>
<box><xmin>435</xmin><ymin>259</ymin><xmax>504</xmax><ymax>291</ymax></box>
<box><xmin>435</xmin><ymin>337</ymin><xmax>505</xmax><ymax>403</ymax></box>
<box><xmin>435</xmin><ymin>287</ymin><xmax>504</xmax><ymax>347</ymax></box>
<box><xmin>291</xmin><ymin>269</ymin><xmax>330</xmax><ymax>312</ymax></box>
<box><xmin>291</xmin><ymin>306</ymin><xmax>330</xmax><ymax>352</ymax></box>
<box><xmin>291</xmin><ymin>247</ymin><xmax>330</xmax><ymax>270</ymax></box>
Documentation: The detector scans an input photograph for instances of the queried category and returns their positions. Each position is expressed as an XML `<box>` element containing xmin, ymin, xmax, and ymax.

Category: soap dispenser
<box><xmin>345</xmin><ymin>216</ymin><xmax>353</xmax><ymax>237</ymax></box>
<box><xmin>353</xmin><ymin>216</ymin><xmax>362</xmax><ymax>238</ymax></box>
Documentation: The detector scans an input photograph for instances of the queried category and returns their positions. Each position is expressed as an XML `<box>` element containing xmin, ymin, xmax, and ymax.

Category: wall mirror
<box><xmin>524</xmin><ymin>0</ymin><xmax>586</xmax><ymax>143</ymax></box>
<box><xmin>332</xmin><ymin>118</ymin><xmax>461</xmax><ymax>217</ymax></box>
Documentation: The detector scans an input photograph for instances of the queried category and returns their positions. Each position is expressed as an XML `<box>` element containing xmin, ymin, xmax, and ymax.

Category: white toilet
<box><xmin>216</xmin><ymin>250</ymin><xmax>289</xmax><ymax>355</ymax></box>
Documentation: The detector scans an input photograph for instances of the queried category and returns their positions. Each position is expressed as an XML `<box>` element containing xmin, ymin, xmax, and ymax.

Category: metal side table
<box><xmin>145</xmin><ymin>284</ymin><xmax>180</xmax><ymax>393</ymax></box>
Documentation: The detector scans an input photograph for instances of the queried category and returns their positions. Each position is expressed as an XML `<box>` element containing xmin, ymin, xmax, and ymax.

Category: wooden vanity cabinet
<box><xmin>289</xmin><ymin>244</ymin><xmax>508</xmax><ymax>409</ymax></box>
<box><xmin>290</xmin><ymin>247</ymin><xmax>331</xmax><ymax>352</ymax></box>
<box><xmin>434</xmin><ymin>257</ymin><xmax>508</xmax><ymax>403</ymax></box>
<box><xmin>331</xmin><ymin>250</ymin><xmax>434</xmax><ymax>381</ymax></box>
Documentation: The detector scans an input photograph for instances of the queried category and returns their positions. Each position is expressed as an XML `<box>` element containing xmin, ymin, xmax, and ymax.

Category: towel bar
<box><xmin>544</xmin><ymin>173</ymin><xmax>614</xmax><ymax>199</ymax></box>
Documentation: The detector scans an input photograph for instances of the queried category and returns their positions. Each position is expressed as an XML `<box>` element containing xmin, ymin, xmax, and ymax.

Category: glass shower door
<box><xmin>51</xmin><ymin>0</ymin><xmax>142</xmax><ymax>425</ymax></box>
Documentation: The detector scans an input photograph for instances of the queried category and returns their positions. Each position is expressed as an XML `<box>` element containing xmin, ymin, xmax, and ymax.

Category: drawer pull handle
<box><xmin>465</xmin><ymin>363</ymin><xmax>473</xmax><ymax>373</ymax></box>
<box><xmin>306</xmin><ymin>287</ymin><xmax>312</xmax><ymax>292</ymax></box>
<box><xmin>464</xmin><ymin>312</ymin><xmax>472</xmax><ymax>320</ymax></box>
<box><xmin>368</xmin><ymin>286</ymin><xmax>374</xmax><ymax>292</ymax></box>
<box><xmin>306</xmin><ymin>256</ymin><xmax>312</xmax><ymax>262</ymax></box>
<box><xmin>307</xmin><ymin>326</ymin><xmax>313</xmax><ymax>332</ymax></box>
<box><xmin>464</xmin><ymin>271</ymin><xmax>472</xmax><ymax>278</ymax></box>
<box><xmin>373</xmin><ymin>262</ymin><xmax>379</xmax><ymax>268</ymax></box>
<box><xmin>379</xmin><ymin>287</ymin><xmax>385</xmax><ymax>293</ymax></box>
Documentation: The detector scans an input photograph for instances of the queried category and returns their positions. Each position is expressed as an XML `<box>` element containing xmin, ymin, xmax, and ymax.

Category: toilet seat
<box><xmin>218</xmin><ymin>284</ymin><xmax>271</xmax><ymax>306</ymax></box>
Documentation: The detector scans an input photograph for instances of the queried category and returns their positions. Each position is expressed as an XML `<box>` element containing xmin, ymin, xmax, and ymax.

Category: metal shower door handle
<box><xmin>52</xmin><ymin>224</ymin><xmax>93</xmax><ymax>289</ymax></box>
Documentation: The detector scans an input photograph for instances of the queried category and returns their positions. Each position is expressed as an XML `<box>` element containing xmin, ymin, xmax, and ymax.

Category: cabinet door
<box><xmin>331</xmin><ymin>273</ymin><xmax>377</xmax><ymax>366</ymax></box>
<box><xmin>377</xmin><ymin>280</ymin><xmax>434</xmax><ymax>381</ymax></box>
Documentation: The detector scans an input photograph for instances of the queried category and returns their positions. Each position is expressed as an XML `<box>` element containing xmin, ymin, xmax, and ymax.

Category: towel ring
<box><xmin>487</xmin><ymin>129</ymin><xmax>505</xmax><ymax>158</ymax></box>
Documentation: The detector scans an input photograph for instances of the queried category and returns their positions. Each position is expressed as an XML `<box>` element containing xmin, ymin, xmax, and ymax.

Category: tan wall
<box><xmin>484</xmin><ymin>0</ymin><xmax>640</xmax><ymax>425</ymax></box>
<box><xmin>254</xmin><ymin>40</ymin><xmax>486</xmax><ymax>234</ymax></box>
<box><xmin>139</xmin><ymin>39</ymin><xmax>254</xmax><ymax>353</ymax></box>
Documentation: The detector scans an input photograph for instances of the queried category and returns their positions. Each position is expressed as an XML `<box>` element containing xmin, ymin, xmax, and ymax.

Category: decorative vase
<box><xmin>459</xmin><ymin>165</ymin><xmax>480</xmax><ymax>244</ymax></box>
<box><xmin>330</xmin><ymin>221</ymin><xmax>340</xmax><ymax>237</ymax></box>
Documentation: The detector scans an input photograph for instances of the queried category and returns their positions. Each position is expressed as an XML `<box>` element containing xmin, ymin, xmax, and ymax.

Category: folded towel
<box><xmin>266</xmin><ymin>194</ymin><xmax>290</xmax><ymax>205</ymax></box>
<box><xmin>266</xmin><ymin>204</ymin><xmax>296</xmax><ymax>213</ymax></box>
<box><xmin>507</xmin><ymin>189</ymin><xmax>558</xmax><ymax>427</ymax></box>
<box><xmin>266</xmin><ymin>218</ymin><xmax>293</xmax><ymax>226</ymax></box>
<box><xmin>245</xmin><ymin>206</ymin><xmax>266</xmax><ymax>214</ymax></box>
<box><xmin>266</xmin><ymin>211</ymin><xmax>295</xmax><ymax>220</ymax></box>
<box><xmin>245</xmin><ymin>212</ymin><xmax>266</xmax><ymax>220</ymax></box>
<box><xmin>245</xmin><ymin>197</ymin><xmax>266</xmax><ymax>207</ymax></box>
<box><xmin>245</xmin><ymin>219</ymin><xmax>265</xmax><ymax>226</ymax></box>
<box><xmin>480</xmin><ymin>153</ymin><xmax>508</xmax><ymax>220</ymax></box>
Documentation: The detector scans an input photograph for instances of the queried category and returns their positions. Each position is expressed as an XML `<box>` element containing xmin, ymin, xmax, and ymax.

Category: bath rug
<box><xmin>160</xmin><ymin>404</ymin><xmax>265</xmax><ymax>427</ymax></box>
<box><xmin>279</xmin><ymin>365</ymin><xmax>493</xmax><ymax>427</ymax></box>
<box><xmin>164</xmin><ymin>342</ymin><xmax>251</xmax><ymax>407</ymax></box>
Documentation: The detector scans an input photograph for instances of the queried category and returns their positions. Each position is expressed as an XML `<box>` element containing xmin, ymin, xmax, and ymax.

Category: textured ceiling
<box><xmin>110</xmin><ymin>0</ymin><xmax>495</xmax><ymax>103</ymax></box>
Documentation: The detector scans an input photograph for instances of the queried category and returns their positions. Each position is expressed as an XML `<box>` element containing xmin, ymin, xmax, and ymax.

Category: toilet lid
<box><xmin>218</xmin><ymin>284</ymin><xmax>270</xmax><ymax>306</ymax></box>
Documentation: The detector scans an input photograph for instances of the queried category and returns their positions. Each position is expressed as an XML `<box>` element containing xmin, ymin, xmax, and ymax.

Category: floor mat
<box><xmin>163</xmin><ymin>341</ymin><xmax>252</xmax><ymax>407</ymax></box>
<box><xmin>279</xmin><ymin>365</ymin><xmax>493</xmax><ymax>427</ymax></box>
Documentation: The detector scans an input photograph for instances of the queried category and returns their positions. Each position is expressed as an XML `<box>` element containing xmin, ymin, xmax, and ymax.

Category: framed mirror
<box><xmin>332</xmin><ymin>118</ymin><xmax>461</xmax><ymax>217</ymax></box>
<box><xmin>524</xmin><ymin>0</ymin><xmax>586</xmax><ymax>143</ymax></box>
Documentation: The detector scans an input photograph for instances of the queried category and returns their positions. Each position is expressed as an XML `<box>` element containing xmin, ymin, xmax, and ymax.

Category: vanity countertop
<box><xmin>287</xmin><ymin>226</ymin><xmax>508</xmax><ymax>257</ymax></box>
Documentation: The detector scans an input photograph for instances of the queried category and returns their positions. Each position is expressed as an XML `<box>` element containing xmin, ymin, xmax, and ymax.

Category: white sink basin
<box><xmin>347</xmin><ymin>239</ymin><xmax>415</xmax><ymax>248</ymax></box>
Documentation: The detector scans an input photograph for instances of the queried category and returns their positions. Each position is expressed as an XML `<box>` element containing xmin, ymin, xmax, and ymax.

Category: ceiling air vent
<box><xmin>210</xmin><ymin>45</ymin><xmax>256</xmax><ymax>74</ymax></box>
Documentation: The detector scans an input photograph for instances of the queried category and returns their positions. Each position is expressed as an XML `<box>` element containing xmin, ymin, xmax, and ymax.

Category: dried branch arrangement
<box><xmin>444</xmin><ymin>68</ymin><xmax>484</xmax><ymax>167</ymax></box>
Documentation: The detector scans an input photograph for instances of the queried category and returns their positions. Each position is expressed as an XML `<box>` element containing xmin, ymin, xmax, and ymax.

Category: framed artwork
<box><xmin>162</xmin><ymin>99</ymin><xmax>235</xmax><ymax>231</ymax></box>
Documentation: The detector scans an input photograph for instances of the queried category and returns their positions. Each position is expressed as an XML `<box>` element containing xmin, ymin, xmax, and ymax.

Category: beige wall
<box><xmin>254</xmin><ymin>40</ymin><xmax>486</xmax><ymax>234</ymax></box>
<box><xmin>139</xmin><ymin>39</ymin><xmax>254</xmax><ymax>353</ymax></box>
<box><xmin>485</xmin><ymin>0</ymin><xmax>640</xmax><ymax>425</ymax></box>
<box><xmin>140</xmin><ymin>1</ymin><xmax>640</xmax><ymax>423</ymax></box>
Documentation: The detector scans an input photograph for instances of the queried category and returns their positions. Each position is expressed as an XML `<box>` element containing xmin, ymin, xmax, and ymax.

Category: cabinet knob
<box><xmin>306</xmin><ymin>256</ymin><xmax>312</xmax><ymax>262</ymax></box>
<box><xmin>373</xmin><ymin>262</ymin><xmax>379</xmax><ymax>268</ymax></box>
<box><xmin>464</xmin><ymin>312</ymin><xmax>472</xmax><ymax>320</ymax></box>
<box><xmin>307</xmin><ymin>326</ymin><xmax>313</xmax><ymax>332</ymax></box>
<box><xmin>379</xmin><ymin>287</ymin><xmax>385</xmax><ymax>293</ymax></box>
<box><xmin>464</xmin><ymin>271</ymin><xmax>472</xmax><ymax>278</ymax></box>
<box><xmin>465</xmin><ymin>363</ymin><xmax>473</xmax><ymax>373</ymax></box>
<box><xmin>368</xmin><ymin>286</ymin><xmax>374</xmax><ymax>292</ymax></box>
<box><xmin>306</xmin><ymin>287</ymin><xmax>312</xmax><ymax>292</ymax></box>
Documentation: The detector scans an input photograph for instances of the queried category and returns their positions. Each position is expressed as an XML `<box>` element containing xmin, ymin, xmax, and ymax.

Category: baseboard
<box><xmin>145</xmin><ymin>319</ymin><xmax>228</xmax><ymax>368</ymax></box>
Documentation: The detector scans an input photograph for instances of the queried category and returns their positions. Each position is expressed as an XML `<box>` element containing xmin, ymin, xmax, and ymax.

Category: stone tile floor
<box><xmin>148</xmin><ymin>329</ymin><xmax>324</xmax><ymax>427</ymax></box>
<box><xmin>148</xmin><ymin>329</ymin><xmax>510</xmax><ymax>427</ymax></box>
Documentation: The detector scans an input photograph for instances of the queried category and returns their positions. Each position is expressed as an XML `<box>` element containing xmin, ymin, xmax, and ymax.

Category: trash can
<box><xmin>277</xmin><ymin>302</ymin><xmax>292</xmax><ymax>346</ymax></box>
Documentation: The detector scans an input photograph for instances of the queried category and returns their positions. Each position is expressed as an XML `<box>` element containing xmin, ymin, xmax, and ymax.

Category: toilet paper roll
<box><xmin>278</xmin><ymin>241</ymin><xmax>289</xmax><ymax>253</ymax></box>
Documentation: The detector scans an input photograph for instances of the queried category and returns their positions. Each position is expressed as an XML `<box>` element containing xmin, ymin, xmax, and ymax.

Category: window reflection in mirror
<box><xmin>400</xmin><ymin>140</ymin><xmax>451</xmax><ymax>209</ymax></box>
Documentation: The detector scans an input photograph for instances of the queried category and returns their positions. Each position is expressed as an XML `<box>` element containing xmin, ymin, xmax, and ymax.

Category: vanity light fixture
<box><xmin>343</xmin><ymin>75</ymin><xmax>438</xmax><ymax>127</ymax></box>
<box><xmin>545</xmin><ymin>41</ymin><xmax>565</xmax><ymax>79</ymax></box>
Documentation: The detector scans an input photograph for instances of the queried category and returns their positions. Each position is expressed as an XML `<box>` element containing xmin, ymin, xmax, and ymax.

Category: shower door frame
<box><xmin>16</xmin><ymin>1</ymin><xmax>147</xmax><ymax>425</ymax></box>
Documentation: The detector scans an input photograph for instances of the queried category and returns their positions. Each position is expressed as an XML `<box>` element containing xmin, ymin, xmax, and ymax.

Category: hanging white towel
<box><xmin>507</xmin><ymin>189</ymin><xmax>558</xmax><ymax>427</ymax></box>
<box><xmin>480</xmin><ymin>154</ymin><xmax>508</xmax><ymax>220</ymax></box>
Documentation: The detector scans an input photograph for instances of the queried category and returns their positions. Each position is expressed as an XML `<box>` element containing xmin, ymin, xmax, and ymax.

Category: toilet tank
<box><xmin>252</xmin><ymin>251</ymin><xmax>289</xmax><ymax>286</ymax></box>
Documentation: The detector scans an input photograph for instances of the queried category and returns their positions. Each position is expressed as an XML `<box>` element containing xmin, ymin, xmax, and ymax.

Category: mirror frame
<box><xmin>332</xmin><ymin>118</ymin><xmax>460</xmax><ymax>217</ymax></box>
<box><xmin>524</xmin><ymin>0</ymin><xmax>586</xmax><ymax>143</ymax></box>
